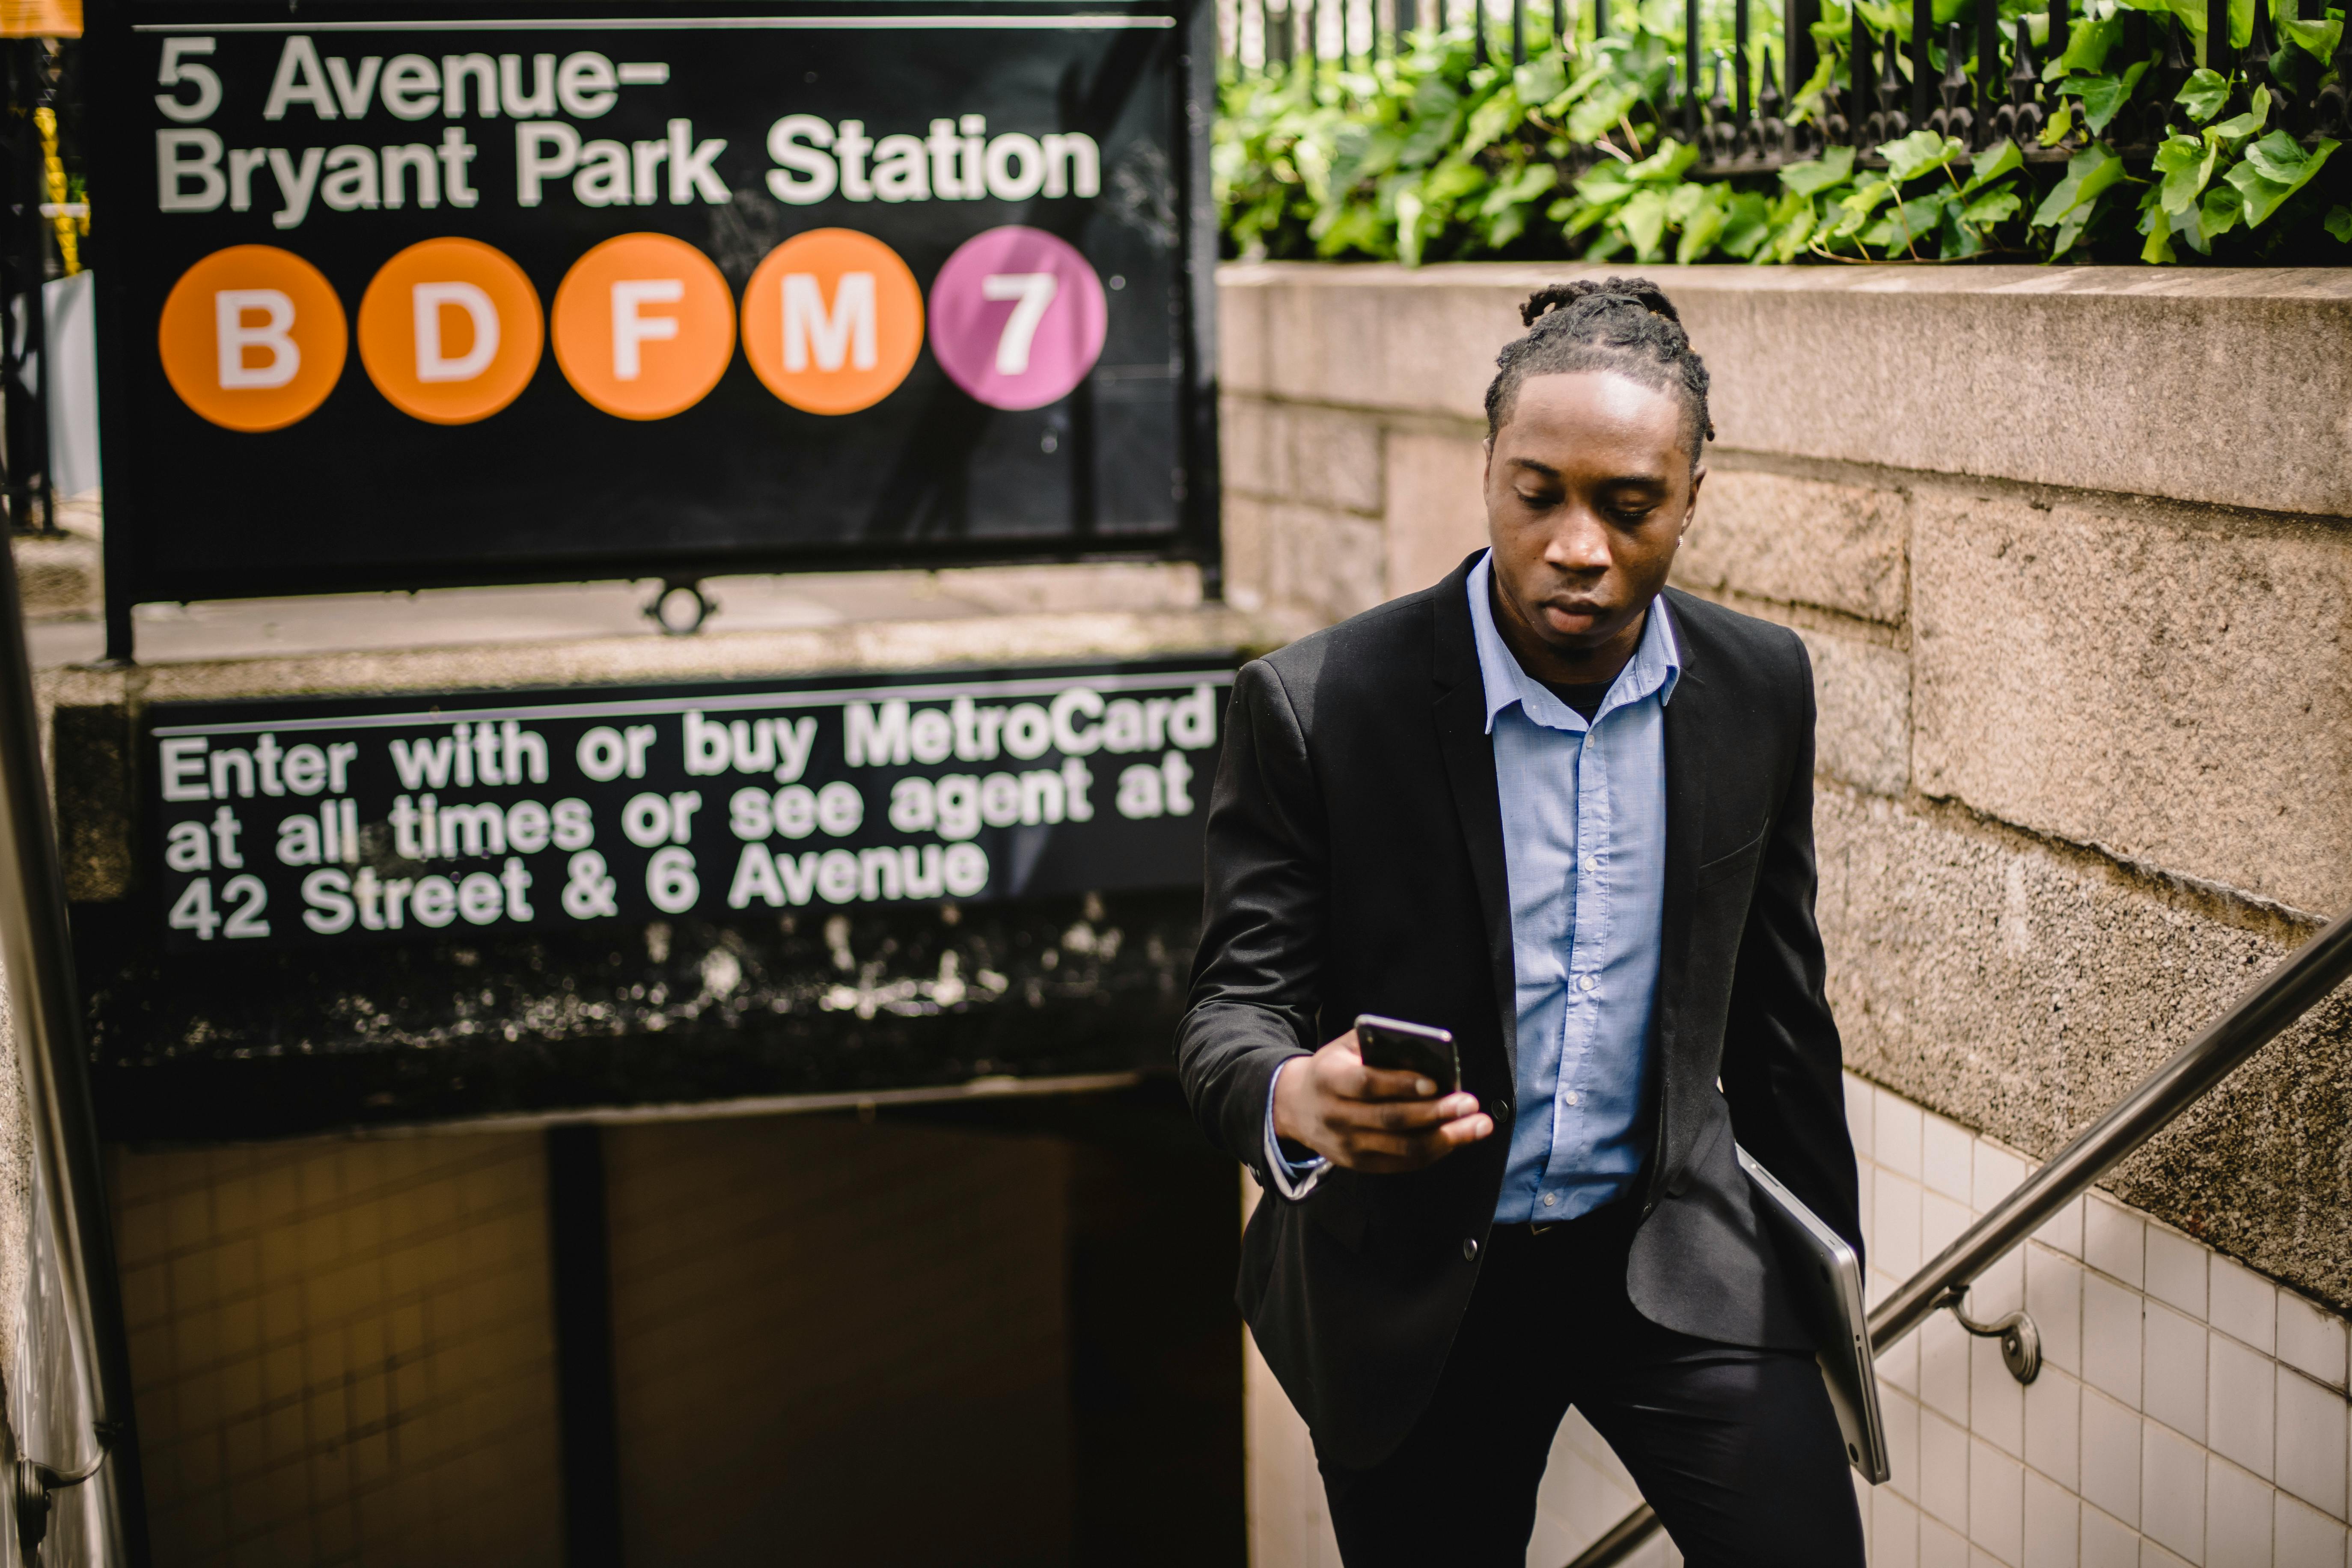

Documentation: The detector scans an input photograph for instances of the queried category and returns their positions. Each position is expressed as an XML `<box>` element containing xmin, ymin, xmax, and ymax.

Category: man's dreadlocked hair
<box><xmin>1483</xmin><ymin>277</ymin><xmax>1715</xmax><ymax>469</ymax></box>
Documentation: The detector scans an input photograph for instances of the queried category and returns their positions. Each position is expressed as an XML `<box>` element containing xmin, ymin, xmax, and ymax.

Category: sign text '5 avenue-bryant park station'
<box><xmin>143</xmin><ymin>663</ymin><xmax>1231</xmax><ymax>954</ymax></box>
<box><xmin>89</xmin><ymin>0</ymin><xmax>1216</xmax><ymax>608</ymax></box>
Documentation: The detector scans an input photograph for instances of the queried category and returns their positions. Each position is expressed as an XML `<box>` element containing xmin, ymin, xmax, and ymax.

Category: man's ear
<box><xmin>1680</xmin><ymin>464</ymin><xmax>1707</xmax><ymax>536</ymax></box>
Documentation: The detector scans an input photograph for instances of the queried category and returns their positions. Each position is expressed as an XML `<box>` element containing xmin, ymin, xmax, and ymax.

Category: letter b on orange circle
<box><xmin>358</xmin><ymin>238</ymin><xmax>544</xmax><ymax>425</ymax></box>
<box><xmin>552</xmin><ymin>233</ymin><xmax>735</xmax><ymax>420</ymax></box>
<box><xmin>741</xmin><ymin>229</ymin><xmax>923</xmax><ymax>415</ymax></box>
<box><xmin>158</xmin><ymin>246</ymin><xmax>348</xmax><ymax>432</ymax></box>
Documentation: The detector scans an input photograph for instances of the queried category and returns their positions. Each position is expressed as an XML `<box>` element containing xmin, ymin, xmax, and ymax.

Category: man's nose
<box><xmin>1544</xmin><ymin>510</ymin><xmax>1613</xmax><ymax>573</ymax></box>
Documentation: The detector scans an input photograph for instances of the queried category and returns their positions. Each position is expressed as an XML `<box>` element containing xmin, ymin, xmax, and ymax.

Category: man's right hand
<box><xmin>1273</xmin><ymin>1029</ymin><xmax>1495</xmax><ymax>1173</ymax></box>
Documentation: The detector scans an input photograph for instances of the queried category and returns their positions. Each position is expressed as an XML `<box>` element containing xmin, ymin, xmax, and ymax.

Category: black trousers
<box><xmin>1317</xmin><ymin>1204</ymin><xmax>1865</xmax><ymax>1568</ymax></box>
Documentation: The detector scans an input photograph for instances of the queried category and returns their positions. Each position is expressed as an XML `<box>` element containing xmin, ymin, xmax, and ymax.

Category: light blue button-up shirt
<box><xmin>1469</xmin><ymin>551</ymin><xmax>1679</xmax><ymax>1223</ymax></box>
<box><xmin>1261</xmin><ymin>553</ymin><xmax>1680</xmax><ymax>1220</ymax></box>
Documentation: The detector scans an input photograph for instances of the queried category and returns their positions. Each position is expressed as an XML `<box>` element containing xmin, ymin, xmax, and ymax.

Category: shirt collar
<box><xmin>1466</xmin><ymin>550</ymin><xmax>1683</xmax><ymax>736</ymax></box>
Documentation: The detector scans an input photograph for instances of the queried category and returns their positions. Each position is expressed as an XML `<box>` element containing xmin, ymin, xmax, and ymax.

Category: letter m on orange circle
<box><xmin>743</xmin><ymin>229</ymin><xmax>922</xmax><ymax>416</ymax></box>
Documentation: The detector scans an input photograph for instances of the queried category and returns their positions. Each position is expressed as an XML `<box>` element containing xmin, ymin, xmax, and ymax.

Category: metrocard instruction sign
<box><xmin>143</xmin><ymin>661</ymin><xmax>1231</xmax><ymax>952</ymax></box>
<box><xmin>89</xmin><ymin>0</ymin><xmax>1214</xmax><ymax>607</ymax></box>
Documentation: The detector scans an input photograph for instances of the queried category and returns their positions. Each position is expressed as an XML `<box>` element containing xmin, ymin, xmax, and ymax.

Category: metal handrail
<box><xmin>1567</xmin><ymin>900</ymin><xmax>2352</xmax><ymax>1568</ymax></box>
<box><xmin>0</xmin><ymin>530</ymin><xmax>149</xmax><ymax>1560</ymax></box>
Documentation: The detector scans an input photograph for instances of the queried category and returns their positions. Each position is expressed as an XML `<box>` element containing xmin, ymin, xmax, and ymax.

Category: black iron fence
<box><xmin>1217</xmin><ymin>0</ymin><xmax>2351</xmax><ymax>177</ymax></box>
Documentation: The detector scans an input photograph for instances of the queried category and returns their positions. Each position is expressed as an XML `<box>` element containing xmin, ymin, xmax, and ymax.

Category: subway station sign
<box><xmin>141</xmin><ymin>660</ymin><xmax>1231</xmax><ymax>953</ymax></box>
<box><xmin>87</xmin><ymin>0</ymin><xmax>1217</xmax><ymax>609</ymax></box>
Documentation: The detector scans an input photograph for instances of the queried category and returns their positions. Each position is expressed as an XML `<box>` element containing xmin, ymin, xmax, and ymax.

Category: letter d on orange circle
<box><xmin>158</xmin><ymin>246</ymin><xmax>348</xmax><ymax>432</ymax></box>
<box><xmin>358</xmin><ymin>238</ymin><xmax>544</xmax><ymax>425</ymax></box>
<box><xmin>740</xmin><ymin>229</ymin><xmax>922</xmax><ymax>415</ymax></box>
<box><xmin>551</xmin><ymin>233</ymin><xmax>734</xmax><ymax>420</ymax></box>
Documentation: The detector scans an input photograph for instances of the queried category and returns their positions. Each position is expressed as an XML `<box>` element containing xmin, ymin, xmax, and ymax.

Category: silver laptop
<box><xmin>1736</xmin><ymin>1144</ymin><xmax>1891</xmax><ymax>1484</ymax></box>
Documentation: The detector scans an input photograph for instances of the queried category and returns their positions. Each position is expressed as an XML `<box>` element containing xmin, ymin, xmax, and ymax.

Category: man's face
<box><xmin>1483</xmin><ymin>369</ymin><xmax>1701</xmax><ymax>661</ymax></box>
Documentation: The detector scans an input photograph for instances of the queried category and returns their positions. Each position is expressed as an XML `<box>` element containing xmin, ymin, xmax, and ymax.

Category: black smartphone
<box><xmin>1353</xmin><ymin>1014</ymin><xmax>1459</xmax><ymax>1094</ymax></box>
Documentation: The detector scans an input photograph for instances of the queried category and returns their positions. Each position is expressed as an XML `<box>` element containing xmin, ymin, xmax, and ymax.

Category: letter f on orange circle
<box><xmin>553</xmin><ymin>234</ymin><xmax>734</xmax><ymax>420</ymax></box>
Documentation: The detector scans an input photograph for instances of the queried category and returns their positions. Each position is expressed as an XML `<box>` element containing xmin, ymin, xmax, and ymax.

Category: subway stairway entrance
<box><xmin>108</xmin><ymin>1082</ymin><xmax>1246</xmax><ymax>1567</ymax></box>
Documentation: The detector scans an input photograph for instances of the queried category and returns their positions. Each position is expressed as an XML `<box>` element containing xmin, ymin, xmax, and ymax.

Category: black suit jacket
<box><xmin>1175</xmin><ymin>555</ymin><xmax>1861</xmax><ymax>1469</ymax></box>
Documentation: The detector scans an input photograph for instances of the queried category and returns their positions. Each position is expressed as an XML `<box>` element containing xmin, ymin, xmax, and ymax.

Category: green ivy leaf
<box><xmin>1513</xmin><ymin>55</ymin><xmax>1569</xmax><ymax>107</ymax></box>
<box><xmin>2074</xmin><ymin>60</ymin><xmax>2150</xmax><ymax>132</ymax></box>
<box><xmin>2327</xmin><ymin>204</ymin><xmax>2352</xmax><ymax>243</ymax></box>
<box><xmin>1458</xmin><ymin>87</ymin><xmax>1525</xmax><ymax>159</ymax></box>
<box><xmin>2140</xmin><ymin>209</ymin><xmax>2177</xmax><ymax>262</ymax></box>
<box><xmin>2278</xmin><ymin>16</ymin><xmax>2343</xmax><ymax>59</ymax></box>
<box><xmin>1779</xmin><ymin>144</ymin><xmax>1858</xmax><ymax>196</ymax></box>
<box><xmin>2176</xmin><ymin>67</ymin><xmax>2229</xmax><ymax>122</ymax></box>
<box><xmin>1625</xmin><ymin>138</ymin><xmax>1702</xmax><ymax>184</ymax></box>
<box><xmin>1618</xmin><ymin>188</ymin><xmax>1672</xmax><ymax>259</ymax></box>
<box><xmin>2225</xmin><ymin>135</ymin><xmax>2338</xmax><ymax>225</ymax></box>
<box><xmin>1961</xmin><ymin>184</ymin><xmax>2023</xmax><ymax>224</ymax></box>
<box><xmin>2041</xmin><ymin>103</ymin><xmax>2078</xmax><ymax>147</ymax></box>
<box><xmin>2197</xmin><ymin>179</ymin><xmax>2244</xmax><ymax>239</ymax></box>
<box><xmin>2153</xmin><ymin>132</ymin><xmax>2220</xmax><ymax>213</ymax></box>
<box><xmin>1664</xmin><ymin>179</ymin><xmax>1714</xmax><ymax>224</ymax></box>
<box><xmin>1564</xmin><ymin>76</ymin><xmax>1647</xmax><ymax>143</ymax></box>
<box><xmin>2032</xmin><ymin>143</ymin><xmax>2125</xmax><ymax>227</ymax></box>
<box><xmin>1576</xmin><ymin>158</ymin><xmax>1637</xmax><ymax>201</ymax></box>
<box><xmin>1888</xmin><ymin>193</ymin><xmax>1954</xmax><ymax>246</ymax></box>
<box><xmin>1833</xmin><ymin>177</ymin><xmax>1900</xmax><ymax>238</ymax></box>
<box><xmin>1879</xmin><ymin>129</ymin><xmax>1966</xmax><ymax>183</ymax></box>
<box><xmin>1718</xmin><ymin>191</ymin><xmax>1776</xmax><ymax>258</ymax></box>
<box><xmin>2243</xmin><ymin>127</ymin><xmax>2315</xmax><ymax>184</ymax></box>
<box><xmin>1397</xmin><ymin>103</ymin><xmax>1466</xmax><ymax>166</ymax></box>
<box><xmin>2207</xmin><ymin>86</ymin><xmax>2271</xmax><ymax>143</ymax></box>
<box><xmin>1961</xmin><ymin>139</ymin><xmax>2024</xmax><ymax>193</ymax></box>
<box><xmin>1766</xmin><ymin>205</ymin><xmax>1819</xmax><ymax>262</ymax></box>
<box><xmin>2056</xmin><ymin>13</ymin><xmax>2124</xmax><ymax>73</ymax></box>
<box><xmin>1677</xmin><ymin>197</ymin><xmax>1730</xmax><ymax>264</ymax></box>
<box><xmin>1476</xmin><ymin>162</ymin><xmax>1557</xmax><ymax>226</ymax></box>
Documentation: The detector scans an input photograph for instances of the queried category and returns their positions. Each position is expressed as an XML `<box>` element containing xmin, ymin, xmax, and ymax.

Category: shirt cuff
<box><xmin>1263</xmin><ymin>1058</ymin><xmax>1330</xmax><ymax>1200</ymax></box>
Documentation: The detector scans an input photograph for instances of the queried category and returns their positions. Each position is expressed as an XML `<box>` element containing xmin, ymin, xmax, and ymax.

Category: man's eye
<box><xmin>1516</xmin><ymin>491</ymin><xmax>1553</xmax><ymax>508</ymax></box>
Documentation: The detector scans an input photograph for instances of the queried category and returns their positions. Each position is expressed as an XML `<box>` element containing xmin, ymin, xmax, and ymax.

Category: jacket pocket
<box><xmin>1296</xmin><ymin>1166</ymin><xmax>1369</xmax><ymax>1252</ymax></box>
<box><xmin>1695</xmin><ymin>829</ymin><xmax>1766</xmax><ymax>887</ymax></box>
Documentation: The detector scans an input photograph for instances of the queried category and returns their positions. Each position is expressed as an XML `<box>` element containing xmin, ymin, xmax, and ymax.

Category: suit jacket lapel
<box><xmin>1430</xmin><ymin>555</ymin><xmax>1518</xmax><ymax>1083</ymax></box>
<box><xmin>1656</xmin><ymin>647</ymin><xmax>1710</xmax><ymax>1104</ymax></box>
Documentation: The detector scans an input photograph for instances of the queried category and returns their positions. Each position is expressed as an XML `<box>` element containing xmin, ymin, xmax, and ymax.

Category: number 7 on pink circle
<box><xmin>928</xmin><ymin>226</ymin><xmax>1106</xmax><ymax>411</ymax></box>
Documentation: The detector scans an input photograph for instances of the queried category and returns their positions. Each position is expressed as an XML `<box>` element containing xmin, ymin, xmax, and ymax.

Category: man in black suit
<box><xmin>1177</xmin><ymin>279</ymin><xmax>1864</xmax><ymax>1566</ymax></box>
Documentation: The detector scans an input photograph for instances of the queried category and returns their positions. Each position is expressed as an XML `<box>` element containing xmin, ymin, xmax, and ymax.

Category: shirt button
<box><xmin>1580</xmin><ymin>855</ymin><xmax>1597</xmax><ymax>872</ymax></box>
<box><xmin>1564</xmin><ymin>1090</ymin><xmax>1581</xmax><ymax>1107</ymax></box>
<box><xmin>1577</xmin><ymin>974</ymin><xmax>1597</xmax><ymax>993</ymax></box>
<box><xmin>1542</xmin><ymin>1192</ymin><xmax>1558</xmax><ymax>1208</ymax></box>
<box><xmin>1463</xmin><ymin>1237</ymin><xmax>1480</xmax><ymax>1261</ymax></box>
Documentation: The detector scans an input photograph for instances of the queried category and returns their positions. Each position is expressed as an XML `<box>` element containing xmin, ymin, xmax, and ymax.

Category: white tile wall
<box><xmin>1241</xmin><ymin>1073</ymin><xmax>2352</xmax><ymax>1568</ymax></box>
<box><xmin>1852</xmin><ymin>1077</ymin><xmax>2352</xmax><ymax>1568</ymax></box>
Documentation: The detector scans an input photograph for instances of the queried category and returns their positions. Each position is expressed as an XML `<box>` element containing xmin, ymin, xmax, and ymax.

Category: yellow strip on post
<box><xmin>0</xmin><ymin>0</ymin><xmax>78</xmax><ymax>36</ymax></box>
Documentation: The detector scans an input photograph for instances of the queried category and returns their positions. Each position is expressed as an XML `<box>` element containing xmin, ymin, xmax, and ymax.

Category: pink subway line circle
<box><xmin>926</xmin><ymin>226</ymin><xmax>1108</xmax><ymax>411</ymax></box>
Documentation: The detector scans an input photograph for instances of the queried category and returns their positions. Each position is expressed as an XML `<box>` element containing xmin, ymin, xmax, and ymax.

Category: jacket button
<box><xmin>1463</xmin><ymin>1237</ymin><xmax>1480</xmax><ymax>1261</ymax></box>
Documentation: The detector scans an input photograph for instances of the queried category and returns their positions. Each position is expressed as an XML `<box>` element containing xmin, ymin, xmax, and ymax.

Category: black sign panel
<box><xmin>141</xmin><ymin>659</ymin><xmax>1231</xmax><ymax>954</ymax></box>
<box><xmin>87</xmin><ymin>0</ymin><xmax>1218</xmax><ymax>610</ymax></box>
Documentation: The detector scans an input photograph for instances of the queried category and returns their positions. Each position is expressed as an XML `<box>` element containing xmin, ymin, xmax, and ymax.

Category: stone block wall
<box><xmin>1220</xmin><ymin>262</ymin><xmax>2352</xmax><ymax>1567</ymax></box>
